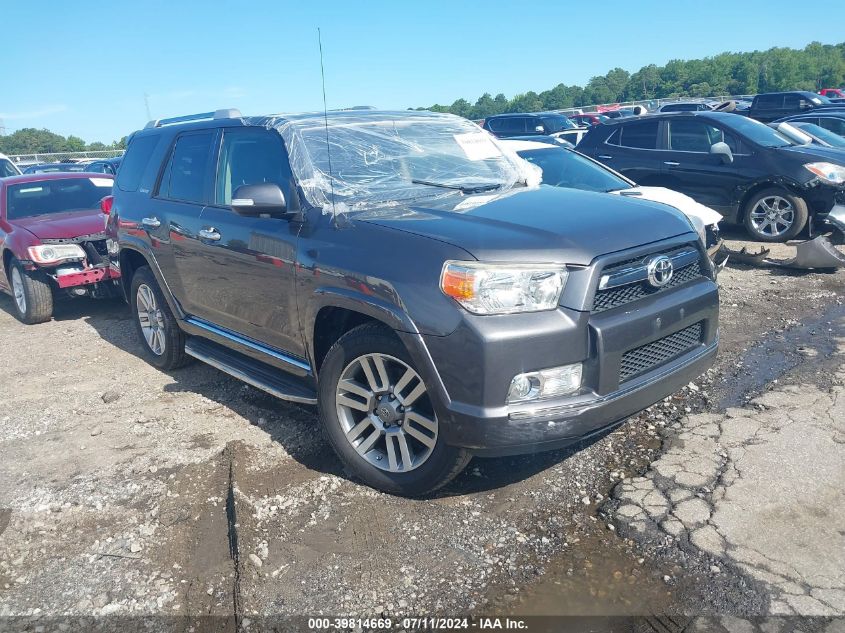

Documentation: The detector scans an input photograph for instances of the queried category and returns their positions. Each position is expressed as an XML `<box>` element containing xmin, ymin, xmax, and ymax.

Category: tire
<box><xmin>7</xmin><ymin>258</ymin><xmax>53</xmax><ymax>324</ymax></box>
<box><xmin>318</xmin><ymin>323</ymin><xmax>471</xmax><ymax>497</ymax></box>
<box><xmin>743</xmin><ymin>187</ymin><xmax>808</xmax><ymax>242</ymax></box>
<box><xmin>129</xmin><ymin>266</ymin><xmax>190</xmax><ymax>370</ymax></box>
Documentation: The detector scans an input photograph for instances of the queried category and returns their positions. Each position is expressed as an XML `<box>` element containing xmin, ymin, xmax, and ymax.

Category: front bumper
<box><xmin>54</xmin><ymin>264</ymin><xmax>120</xmax><ymax>289</ymax></box>
<box><xmin>413</xmin><ymin>276</ymin><xmax>719</xmax><ymax>456</ymax></box>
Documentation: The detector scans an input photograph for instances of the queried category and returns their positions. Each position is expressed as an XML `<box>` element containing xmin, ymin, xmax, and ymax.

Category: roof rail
<box><xmin>144</xmin><ymin>108</ymin><xmax>242</xmax><ymax>129</ymax></box>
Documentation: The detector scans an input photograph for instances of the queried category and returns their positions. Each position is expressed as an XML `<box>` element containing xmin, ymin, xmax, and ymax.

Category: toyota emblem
<box><xmin>646</xmin><ymin>255</ymin><xmax>674</xmax><ymax>288</ymax></box>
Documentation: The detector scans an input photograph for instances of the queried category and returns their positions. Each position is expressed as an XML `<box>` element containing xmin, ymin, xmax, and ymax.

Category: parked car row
<box><xmin>0</xmin><ymin>108</ymin><xmax>721</xmax><ymax>496</ymax></box>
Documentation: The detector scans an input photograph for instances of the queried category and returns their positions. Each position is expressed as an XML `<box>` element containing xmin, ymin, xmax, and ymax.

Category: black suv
<box><xmin>577</xmin><ymin>111</ymin><xmax>845</xmax><ymax>241</ymax></box>
<box><xmin>747</xmin><ymin>91</ymin><xmax>835</xmax><ymax>123</ymax></box>
<box><xmin>108</xmin><ymin>108</ymin><xmax>718</xmax><ymax>495</ymax></box>
<box><xmin>482</xmin><ymin>112</ymin><xmax>582</xmax><ymax>144</ymax></box>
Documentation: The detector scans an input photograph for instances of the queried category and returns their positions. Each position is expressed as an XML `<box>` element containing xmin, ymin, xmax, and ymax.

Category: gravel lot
<box><xmin>0</xmin><ymin>231</ymin><xmax>843</xmax><ymax>632</ymax></box>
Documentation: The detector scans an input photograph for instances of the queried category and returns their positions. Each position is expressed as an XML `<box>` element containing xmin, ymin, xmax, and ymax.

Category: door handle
<box><xmin>598</xmin><ymin>154</ymin><xmax>613</xmax><ymax>160</ymax></box>
<box><xmin>199</xmin><ymin>228</ymin><xmax>221</xmax><ymax>241</ymax></box>
<box><xmin>141</xmin><ymin>217</ymin><xmax>161</xmax><ymax>229</ymax></box>
<box><xmin>664</xmin><ymin>161</ymin><xmax>680</xmax><ymax>167</ymax></box>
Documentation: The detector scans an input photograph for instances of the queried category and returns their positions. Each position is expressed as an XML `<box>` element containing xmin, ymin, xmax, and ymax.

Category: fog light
<box><xmin>507</xmin><ymin>363</ymin><xmax>582</xmax><ymax>404</ymax></box>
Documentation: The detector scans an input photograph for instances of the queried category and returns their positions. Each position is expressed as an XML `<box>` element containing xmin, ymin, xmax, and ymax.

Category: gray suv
<box><xmin>108</xmin><ymin>109</ymin><xmax>719</xmax><ymax>496</ymax></box>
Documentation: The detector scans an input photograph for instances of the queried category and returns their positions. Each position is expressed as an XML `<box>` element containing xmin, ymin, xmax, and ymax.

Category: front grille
<box><xmin>592</xmin><ymin>245</ymin><xmax>704</xmax><ymax>313</ymax></box>
<box><xmin>619</xmin><ymin>322</ymin><xmax>703</xmax><ymax>383</ymax></box>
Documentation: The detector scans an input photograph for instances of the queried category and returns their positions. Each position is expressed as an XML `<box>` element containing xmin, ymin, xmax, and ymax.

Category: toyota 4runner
<box><xmin>108</xmin><ymin>109</ymin><xmax>719</xmax><ymax>496</ymax></box>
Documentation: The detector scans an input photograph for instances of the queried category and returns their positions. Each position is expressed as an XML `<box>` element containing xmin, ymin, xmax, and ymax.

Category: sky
<box><xmin>3</xmin><ymin>0</ymin><xmax>845</xmax><ymax>144</ymax></box>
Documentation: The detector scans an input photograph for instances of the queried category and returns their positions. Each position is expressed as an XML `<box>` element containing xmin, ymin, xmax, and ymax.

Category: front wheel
<box><xmin>7</xmin><ymin>259</ymin><xmax>53</xmax><ymax>324</ymax></box>
<box><xmin>318</xmin><ymin>323</ymin><xmax>470</xmax><ymax>496</ymax></box>
<box><xmin>743</xmin><ymin>188</ymin><xmax>808</xmax><ymax>242</ymax></box>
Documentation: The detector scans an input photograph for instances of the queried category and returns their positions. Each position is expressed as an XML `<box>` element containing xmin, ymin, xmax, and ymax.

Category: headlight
<box><xmin>440</xmin><ymin>261</ymin><xmax>567</xmax><ymax>315</ymax></box>
<box><xmin>687</xmin><ymin>214</ymin><xmax>707</xmax><ymax>246</ymax></box>
<box><xmin>804</xmin><ymin>162</ymin><xmax>845</xmax><ymax>185</ymax></box>
<box><xmin>27</xmin><ymin>244</ymin><xmax>86</xmax><ymax>265</ymax></box>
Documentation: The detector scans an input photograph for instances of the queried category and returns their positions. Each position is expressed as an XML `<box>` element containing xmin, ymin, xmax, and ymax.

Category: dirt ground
<box><xmin>0</xmin><ymin>230</ymin><xmax>843</xmax><ymax>632</ymax></box>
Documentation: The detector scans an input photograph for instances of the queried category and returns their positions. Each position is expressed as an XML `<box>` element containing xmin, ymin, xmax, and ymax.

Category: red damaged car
<box><xmin>0</xmin><ymin>173</ymin><xmax>120</xmax><ymax>324</ymax></box>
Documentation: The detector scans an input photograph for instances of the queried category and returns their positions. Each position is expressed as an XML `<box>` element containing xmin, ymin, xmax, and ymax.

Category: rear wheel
<box><xmin>318</xmin><ymin>323</ymin><xmax>470</xmax><ymax>496</ymax></box>
<box><xmin>7</xmin><ymin>258</ymin><xmax>53</xmax><ymax>324</ymax></box>
<box><xmin>130</xmin><ymin>266</ymin><xmax>190</xmax><ymax>370</ymax></box>
<box><xmin>743</xmin><ymin>188</ymin><xmax>808</xmax><ymax>242</ymax></box>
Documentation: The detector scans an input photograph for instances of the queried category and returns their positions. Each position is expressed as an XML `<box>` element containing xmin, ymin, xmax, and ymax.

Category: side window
<box><xmin>526</xmin><ymin>118</ymin><xmax>544</xmax><ymax>133</ymax></box>
<box><xmin>818</xmin><ymin>118</ymin><xmax>845</xmax><ymax>136</ymax></box>
<box><xmin>499</xmin><ymin>118</ymin><xmax>524</xmax><ymax>134</ymax></box>
<box><xmin>116</xmin><ymin>135</ymin><xmax>160</xmax><ymax>192</ymax></box>
<box><xmin>668</xmin><ymin>120</ymin><xmax>737</xmax><ymax>153</ymax></box>
<box><xmin>1</xmin><ymin>159</ymin><xmax>20</xmax><ymax>177</ymax></box>
<box><xmin>605</xmin><ymin>128</ymin><xmax>621</xmax><ymax>145</ymax></box>
<box><xmin>669</xmin><ymin>120</ymin><xmax>714</xmax><ymax>152</ymax></box>
<box><xmin>756</xmin><ymin>95</ymin><xmax>783</xmax><ymax>109</ymax></box>
<box><xmin>486</xmin><ymin>119</ymin><xmax>501</xmax><ymax>132</ymax></box>
<box><xmin>619</xmin><ymin>120</ymin><xmax>659</xmax><ymax>149</ymax></box>
<box><xmin>159</xmin><ymin>131</ymin><xmax>215</xmax><ymax>203</ymax></box>
<box><xmin>214</xmin><ymin>128</ymin><xmax>291</xmax><ymax>206</ymax></box>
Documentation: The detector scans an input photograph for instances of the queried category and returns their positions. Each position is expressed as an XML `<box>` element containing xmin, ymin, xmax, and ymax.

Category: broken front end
<box><xmin>31</xmin><ymin>233</ymin><xmax>122</xmax><ymax>298</ymax></box>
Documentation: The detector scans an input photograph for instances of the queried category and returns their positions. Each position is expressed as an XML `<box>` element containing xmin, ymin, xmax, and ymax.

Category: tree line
<box><xmin>0</xmin><ymin>128</ymin><xmax>126</xmax><ymax>155</ymax></box>
<box><xmin>419</xmin><ymin>41</ymin><xmax>845</xmax><ymax>119</ymax></box>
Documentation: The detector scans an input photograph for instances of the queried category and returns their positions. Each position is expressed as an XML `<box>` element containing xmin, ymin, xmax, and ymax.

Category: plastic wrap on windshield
<box><xmin>256</xmin><ymin>111</ymin><xmax>540</xmax><ymax>214</ymax></box>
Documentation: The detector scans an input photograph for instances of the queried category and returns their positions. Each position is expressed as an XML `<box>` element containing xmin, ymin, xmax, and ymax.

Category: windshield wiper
<box><xmin>411</xmin><ymin>179</ymin><xmax>502</xmax><ymax>194</ymax></box>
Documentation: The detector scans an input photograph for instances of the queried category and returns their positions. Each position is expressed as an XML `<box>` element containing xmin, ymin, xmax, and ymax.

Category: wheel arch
<box><xmin>738</xmin><ymin>179</ymin><xmax>809</xmax><ymax>221</ymax></box>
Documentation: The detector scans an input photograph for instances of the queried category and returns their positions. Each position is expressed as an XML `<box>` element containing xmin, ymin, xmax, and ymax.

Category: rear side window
<box><xmin>619</xmin><ymin>120</ymin><xmax>659</xmax><ymax>149</ymax></box>
<box><xmin>159</xmin><ymin>132</ymin><xmax>215</xmax><ymax>203</ymax></box>
<box><xmin>117</xmin><ymin>135</ymin><xmax>159</xmax><ymax>192</ymax></box>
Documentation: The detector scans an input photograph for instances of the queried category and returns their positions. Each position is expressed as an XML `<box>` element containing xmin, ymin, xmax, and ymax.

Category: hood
<box><xmin>357</xmin><ymin>186</ymin><xmax>695</xmax><ymax>265</ymax></box>
<box><xmin>621</xmin><ymin>186</ymin><xmax>723</xmax><ymax>226</ymax></box>
<box><xmin>777</xmin><ymin>144</ymin><xmax>845</xmax><ymax>165</ymax></box>
<box><xmin>11</xmin><ymin>209</ymin><xmax>105</xmax><ymax>240</ymax></box>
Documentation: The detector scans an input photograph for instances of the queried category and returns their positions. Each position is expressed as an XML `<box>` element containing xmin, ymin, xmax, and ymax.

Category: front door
<box><xmin>191</xmin><ymin>127</ymin><xmax>304</xmax><ymax>358</ymax></box>
<box><xmin>661</xmin><ymin>119</ymin><xmax>750</xmax><ymax>214</ymax></box>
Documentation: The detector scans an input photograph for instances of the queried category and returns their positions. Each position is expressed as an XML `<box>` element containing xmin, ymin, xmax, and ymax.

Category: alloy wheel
<box><xmin>136</xmin><ymin>284</ymin><xmax>166</xmax><ymax>356</ymax></box>
<box><xmin>335</xmin><ymin>353</ymin><xmax>438</xmax><ymax>473</ymax></box>
<box><xmin>10</xmin><ymin>268</ymin><xmax>26</xmax><ymax>314</ymax></box>
<box><xmin>749</xmin><ymin>196</ymin><xmax>795</xmax><ymax>238</ymax></box>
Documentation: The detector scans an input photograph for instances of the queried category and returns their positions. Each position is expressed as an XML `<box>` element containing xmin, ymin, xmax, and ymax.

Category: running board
<box><xmin>185</xmin><ymin>337</ymin><xmax>317</xmax><ymax>405</ymax></box>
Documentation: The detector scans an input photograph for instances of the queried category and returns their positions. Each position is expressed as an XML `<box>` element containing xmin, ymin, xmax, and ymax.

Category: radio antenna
<box><xmin>318</xmin><ymin>27</ymin><xmax>337</xmax><ymax>222</ymax></box>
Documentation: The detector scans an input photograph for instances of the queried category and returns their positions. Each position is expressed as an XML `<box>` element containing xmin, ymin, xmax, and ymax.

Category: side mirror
<box><xmin>710</xmin><ymin>142</ymin><xmax>733</xmax><ymax>164</ymax></box>
<box><xmin>231</xmin><ymin>183</ymin><xmax>287</xmax><ymax>217</ymax></box>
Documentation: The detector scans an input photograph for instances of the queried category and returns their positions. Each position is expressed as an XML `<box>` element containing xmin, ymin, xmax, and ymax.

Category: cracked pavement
<box><xmin>611</xmin><ymin>322</ymin><xmax>845</xmax><ymax>617</ymax></box>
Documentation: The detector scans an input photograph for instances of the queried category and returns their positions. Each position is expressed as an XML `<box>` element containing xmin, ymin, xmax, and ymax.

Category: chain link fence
<box><xmin>6</xmin><ymin>149</ymin><xmax>125</xmax><ymax>167</ymax></box>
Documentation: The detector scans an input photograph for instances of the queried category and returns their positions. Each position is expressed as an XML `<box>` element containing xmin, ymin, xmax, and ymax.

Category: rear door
<box><xmin>149</xmin><ymin>129</ymin><xmax>217</xmax><ymax>316</ymax></box>
<box><xmin>662</xmin><ymin>119</ymin><xmax>749</xmax><ymax>213</ymax></box>
<box><xmin>192</xmin><ymin>126</ymin><xmax>305</xmax><ymax>357</ymax></box>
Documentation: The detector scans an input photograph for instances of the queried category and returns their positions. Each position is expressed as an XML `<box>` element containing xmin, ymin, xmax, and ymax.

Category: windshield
<box><xmin>517</xmin><ymin>147</ymin><xmax>630</xmax><ymax>193</ymax></box>
<box><xmin>814</xmin><ymin>94</ymin><xmax>831</xmax><ymax>104</ymax></box>
<box><xmin>540</xmin><ymin>115</ymin><xmax>576</xmax><ymax>132</ymax></box>
<box><xmin>6</xmin><ymin>177</ymin><xmax>113</xmax><ymax>219</ymax></box>
<box><xmin>792</xmin><ymin>122</ymin><xmax>845</xmax><ymax>148</ymax></box>
<box><xmin>273</xmin><ymin>111</ymin><xmax>533</xmax><ymax>212</ymax></box>
<box><xmin>0</xmin><ymin>158</ymin><xmax>20</xmax><ymax>178</ymax></box>
<box><xmin>725</xmin><ymin>116</ymin><xmax>793</xmax><ymax>148</ymax></box>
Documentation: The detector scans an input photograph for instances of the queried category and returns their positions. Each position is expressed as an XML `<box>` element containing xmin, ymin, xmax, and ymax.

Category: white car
<box><xmin>0</xmin><ymin>152</ymin><xmax>22</xmax><ymax>178</ymax></box>
<box><xmin>498</xmin><ymin>139</ymin><xmax>724</xmax><ymax>261</ymax></box>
